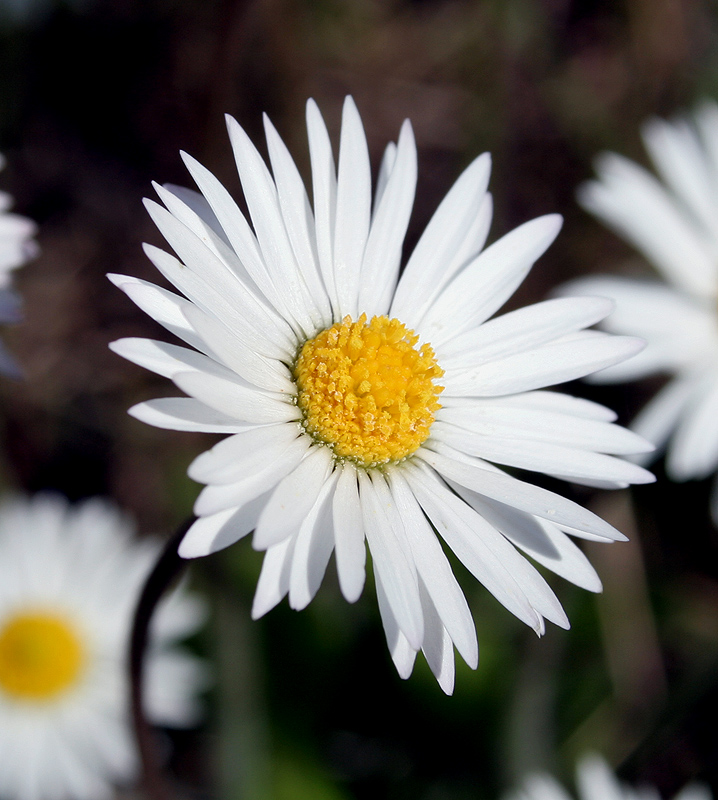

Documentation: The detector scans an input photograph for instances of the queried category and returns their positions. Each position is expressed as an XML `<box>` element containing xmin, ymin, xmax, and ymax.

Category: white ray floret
<box><xmin>0</xmin><ymin>494</ymin><xmax>208</xmax><ymax>800</ymax></box>
<box><xmin>111</xmin><ymin>96</ymin><xmax>654</xmax><ymax>694</ymax></box>
<box><xmin>563</xmin><ymin>101</ymin><xmax>718</xmax><ymax>522</ymax></box>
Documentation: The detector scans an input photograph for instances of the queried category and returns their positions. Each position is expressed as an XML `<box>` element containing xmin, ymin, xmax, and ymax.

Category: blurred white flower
<box><xmin>0</xmin><ymin>153</ymin><xmax>37</xmax><ymax>376</ymax></box>
<box><xmin>0</xmin><ymin>494</ymin><xmax>208</xmax><ymax>800</ymax></box>
<box><xmin>564</xmin><ymin>102</ymin><xmax>718</xmax><ymax>522</ymax></box>
<box><xmin>111</xmin><ymin>96</ymin><xmax>653</xmax><ymax>694</ymax></box>
<box><xmin>506</xmin><ymin>753</ymin><xmax>711</xmax><ymax>800</ymax></box>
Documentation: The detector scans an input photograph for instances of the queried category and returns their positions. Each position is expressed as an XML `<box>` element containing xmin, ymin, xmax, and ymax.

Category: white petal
<box><xmin>178</xmin><ymin>496</ymin><xmax>267</xmax><ymax>557</ymax></box>
<box><xmin>188</xmin><ymin>423</ymin><xmax>304</xmax><ymax>484</ymax></box>
<box><xmin>629</xmin><ymin>373</ymin><xmax>701</xmax><ymax>456</ymax></box>
<box><xmin>479</xmin><ymin>389</ymin><xmax>618</xmax><ymax>421</ymax></box>
<box><xmin>306</xmin><ymin>98</ymin><xmax>339</xmax><ymax>315</ymax></box>
<box><xmin>579</xmin><ymin>153</ymin><xmax>717</xmax><ymax>297</ymax></box>
<box><xmin>391</xmin><ymin>152</ymin><xmax>492</xmax><ymax>325</ymax></box>
<box><xmin>417</xmin><ymin>443</ymin><xmax>626</xmax><ymax>541</ymax></box>
<box><xmin>153</xmin><ymin>181</ymin><xmax>233</xmax><ymax>263</ymax></box>
<box><xmin>263</xmin><ymin>113</ymin><xmax>332</xmax><ymax>325</ymax></box>
<box><xmin>417</xmin><ymin>214</ymin><xmax>562</xmax><ymax>347</ymax></box>
<box><xmin>374</xmin><ymin>570</ymin><xmax>418</xmax><ymax>679</ymax></box>
<box><xmin>174</xmin><ymin>370</ymin><xmax>300</xmax><ymax>425</ymax></box>
<box><xmin>226</xmin><ymin>114</ymin><xmax>323</xmax><ymax>333</ymax></box>
<box><xmin>432</xmin><ymin>422</ymin><xmax>655</xmax><ymax>486</ymax></box>
<box><xmin>437</xmin><ymin>295</ymin><xmax>614</xmax><ymax>368</ymax></box>
<box><xmin>179</xmin><ymin>151</ymin><xmax>295</xmax><ymax>322</ymax></box>
<box><xmin>128</xmin><ymin>397</ymin><xmax>254</xmax><ymax>433</ymax></box>
<box><xmin>107</xmin><ymin>273</ymin><xmax>209</xmax><ymax>354</ymax></box>
<box><xmin>251</xmin><ymin>535</ymin><xmax>296</xmax><ymax>618</ymax></box>
<box><xmin>182</xmin><ymin>304</ymin><xmax>294</xmax><ymax>393</ymax></box>
<box><xmin>288</xmin><ymin>470</ymin><xmax>339</xmax><ymax>610</ymax></box>
<box><xmin>333</xmin><ymin>96</ymin><xmax>371</xmax><ymax>320</ymax></box>
<box><xmin>143</xmin><ymin>242</ymin><xmax>294</xmax><ymax>360</ymax></box>
<box><xmin>332</xmin><ymin>463</ymin><xmax>366</xmax><ymax>603</ymax></box>
<box><xmin>405</xmin><ymin>463</ymin><xmax>556</xmax><ymax>631</ymax></box>
<box><xmin>667</xmin><ymin>373</ymin><xmax>718</xmax><ymax>480</ymax></box>
<box><xmin>437</xmin><ymin>401</ymin><xmax>650</xmax><ymax>455</ymax></box>
<box><xmin>358</xmin><ymin>119</ymin><xmax>417</xmax><ymax>316</ymax></box>
<box><xmin>642</xmin><ymin>115</ymin><xmax>718</xmax><ymax>240</ymax></box>
<box><xmin>374</xmin><ymin>141</ymin><xmax>397</xmax><ymax>208</ymax></box>
<box><xmin>109</xmin><ymin>337</ymin><xmax>234</xmax><ymax>381</ymax></box>
<box><xmin>388</xmin><ymin>470</ymin><xmax>478</xmax><ymax>668</ymax></box>
<box><xmin>359</xmin><ymin>470</ymin><xmax>424</xmax><ymax>650</ymax></box>
<box><xmin>449</xmin><ymin>484</ymin><xmax>602</xmax><ymax>592</ymax></box>
<box><xmin>418</xmin><ymin>581</ymin><xmax>456</xmax><ymax>695</ymax></box>
<box><xmin>443</xmin><ymin>331</ymin><xmax>645</xmax><ymax>397</ymax></box>
<box><xmin>193</xmin><ymin>438</ymin><xmax>309</xmax><ymax>515</ymax></box>
<box><xmin>253</xmin><ymin>446</ymin><xmax>334</xmax><ymax>549</ymax></box>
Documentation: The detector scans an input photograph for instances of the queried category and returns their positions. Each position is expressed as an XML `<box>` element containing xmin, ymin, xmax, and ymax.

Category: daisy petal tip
<box><xmin>437</xmin><ymin>674</ymin><xmax>455</xmax><ymax>696</ymax></box>
<box><xmin>106</xmin><ymin>272</ymin><xmax>130</xmax><ymax>289</ymax></box>
<box><xmin>250</xmin><ymin>592</ymin><xmax>277</xmax><ymax>621</ymax></box>
<box><xmin>177</xmin><ymin>530</ymin><xmax>210</xmax><ymax>560</ymax></box>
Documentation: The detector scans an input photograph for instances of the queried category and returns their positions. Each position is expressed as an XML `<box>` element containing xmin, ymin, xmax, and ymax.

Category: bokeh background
<box><xmin>1</xmin><ymin>0</ymin><xmax>718</xmax><ymax>798</ymax></box>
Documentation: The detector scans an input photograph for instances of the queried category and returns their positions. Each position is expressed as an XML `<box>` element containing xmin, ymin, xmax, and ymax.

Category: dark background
<box><xmin>1</xmin><ymin>1</ymin><xmax>717</xmax><ymax>798</ymax></box>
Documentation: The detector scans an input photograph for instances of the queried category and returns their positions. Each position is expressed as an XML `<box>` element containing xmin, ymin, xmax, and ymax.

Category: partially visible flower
<box><xmin>111</xmin><ymin>96</ymin><xmax>654</xmax><ymax>694</ymax></box>
<box><xmin>0</xmin><ymin>494</ymin><xmax>208</xmax><ymax>800</ymax></box>
<box><xmin>0</xmin><ymin>152</ymin><xmax>37</xmax><ymax>376</ymax></box>
<box><xmin>505</xmin><ymin>753</ymin><xmax>711</xmax><ymax>800</ymax></box>
<box><xmin>563</xmin><ymin>102</ymin><xmax>718</xmax><ymax>522</ymax></box>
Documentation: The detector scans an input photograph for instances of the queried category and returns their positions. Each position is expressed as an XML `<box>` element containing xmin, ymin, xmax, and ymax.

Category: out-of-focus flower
<box><xmin>564</xmin><ymin>102</ymin><xmax>718</xmax><ymax>522</ymax></box>
<box><xmin>110</xmin><ymin>96</ymin><xmax>654</xmax><ymax>693</ymax></box>
<box><xmin>505</xmin><ymin>753</ymin><xmax>711</xmax><ymax>800</ymax></box>
<box><xmin>0</xmin><ymin>494</ymin><xmax>208</xmax><ymax>800</ymax></box>
<box><xmin>0</xmin><ymin>153</ymin><xmax>37</xmax><ymax>377</ymax></box>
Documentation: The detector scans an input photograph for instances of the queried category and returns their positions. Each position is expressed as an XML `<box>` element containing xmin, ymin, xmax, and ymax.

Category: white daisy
<box><xmin>563</xmin><ymin>102</ymin><xmax>718</xmax><ymax>522</ymax></box>
<box><xmin>0</xmin><ymin>494</ymin><xmax>207</xmax><ymax>800</ymax></box>
<box><xmin>506</xmin><ymin>753</ymin><xmax>712</xmax><ymax>800</ymax></box>
<box><xmin>0</xmin><ymin>152</ymin><xmax>37</xmax><ymax>376</ymax></box>
<box><xmin>110</xmin><ymin>96</ymin><xmax>654</xmax><ymax>694</ymax></box>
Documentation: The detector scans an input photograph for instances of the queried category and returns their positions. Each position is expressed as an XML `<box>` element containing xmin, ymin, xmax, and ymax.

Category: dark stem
<box><xmin>130</xmin><ymin>516</ymin><xmax>196</xmax><ymax>800</ymax></box>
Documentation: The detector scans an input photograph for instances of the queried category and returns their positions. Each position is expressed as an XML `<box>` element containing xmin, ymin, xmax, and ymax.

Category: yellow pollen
<box><xmin>295</xmin><ymin>314</ymin><xmax>444</xmax><ymax>466</ymax></box>
<box><xmin>0</xmin><ymin>611</ymin><xmax>85</xmax><ymax>702</ymax></box>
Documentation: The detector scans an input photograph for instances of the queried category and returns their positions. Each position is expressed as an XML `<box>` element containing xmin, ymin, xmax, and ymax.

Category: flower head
<box><xmin>0</xmin><ymin>153</ymin><xmax>37</xmax><ymax>377</ymax></box>
<box><xmin>110</xmin><ymin>97</ymin><xmax>653</xmax><ymax>693</ymax></box>
<box><xmin>0</xmin><ymin>494</ymin><xmax>207</xmax><ymax>800</ymax></box>
<box><xmin>506</xmin><ymin>753</ymin><xmax>711</xmax><ymax>800</ymax></box>
<box><xmin>563</xmin><ymin>101</ymin><xmax>718</xmax><ymax>523</ymax></box>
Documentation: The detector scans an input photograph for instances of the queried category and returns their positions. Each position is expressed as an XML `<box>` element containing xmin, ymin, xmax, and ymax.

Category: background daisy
<box><xmin>0</xmin><ymin>493</ymin><xmax>207</xmax><ymax>800</ymax></box>
<box><xmin>506</xmin><ymin>753</ymin><xmax>711</xmax><ymax>800</ymax></box>
<box><xmin>563</xmin><ymin>102</ymin><xmax>718</xmax><ymax>524</ymax></box>
<box><xmin>0</xmin><ymin>152</ymin><xmax>37</xmax><ymax>377</ymax></box>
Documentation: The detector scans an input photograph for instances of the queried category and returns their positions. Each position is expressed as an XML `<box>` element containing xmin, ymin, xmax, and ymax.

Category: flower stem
<box><xmin>129</xmin><ymin>516</ymin><xmax>195</xmax><ymax>800</ymax></box>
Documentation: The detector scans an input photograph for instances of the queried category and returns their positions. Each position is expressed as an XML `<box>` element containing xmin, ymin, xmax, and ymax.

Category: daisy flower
<box><xmin>505</xmin><ymin>753</ymin><xmax>711</xmax><ymax>800</ymax></box>
<box><xmin>0</xmin><ymin>152</ymin><xmax>37</xmax><ymax>376</ymax></box>
<box><xmin>0</xmin><ymin>494</ymin><xmax>207</xmax><ymax>800</ymax></box>
<box><xmin>563</xmin><ymin>102</ymin><xmax>718</xmax><ymax>522</ymax></box>
<box><xmin>110</xmin><ymin>96</ymin><xmax>654</xmax><ymax>694</ymax></box>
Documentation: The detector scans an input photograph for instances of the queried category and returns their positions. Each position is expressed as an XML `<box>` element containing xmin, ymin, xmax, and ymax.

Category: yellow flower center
<box><xmin>0</xmin><ymin>611</ymin><xmax>85</xmax><ymax>702</ymax></box>
<box><xmin>295</xmin><ymin>314</ymin><xmax>444</xmax><ymax>467</ymax></box>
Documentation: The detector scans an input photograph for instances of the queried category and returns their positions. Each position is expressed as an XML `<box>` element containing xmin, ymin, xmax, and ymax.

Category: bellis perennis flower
<box><xmin>505</xmin><ymin>753</ymin><xmax>711</xmax><ymax>800</ymax></box>
<box><xmin>563</xmin><ymin>102</ymin><xmax>718</xmax><ymax>524</ymax></box>
<box><xmin>0</xmin><ymin>152</ymin><xmax>38</xmax><ymax>377</ymax></box>
<box><xmin>0</xmin><ymin>494</ymin><xmax>207</xmax><ymax>800</ymax></box>
<box><xmin>110</xmin><ymin>96</ymin><xmax>654</xmax><ymax>693</ymax></box>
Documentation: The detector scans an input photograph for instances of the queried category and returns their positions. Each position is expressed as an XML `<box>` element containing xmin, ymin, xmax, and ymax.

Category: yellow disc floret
<box><xmin>295</xmin><ymin>314</ymin><xmax>444</xmax><ymax>467</ymax></box>
<box><xmin>0</xmin><ymin>611</ymin><xmax>85</xmax><ymax>702</ymax></box>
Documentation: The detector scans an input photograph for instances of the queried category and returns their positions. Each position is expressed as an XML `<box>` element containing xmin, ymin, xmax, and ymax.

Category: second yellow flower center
<box><xmin>295</xmin><ymin>314</ymin><xmax>444</xmax><ymax>467</ymax></box>
<box><xmin>0</xmin><ymin>611</ymin><xmax>85</xmax><ymax>702</ymax></box>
